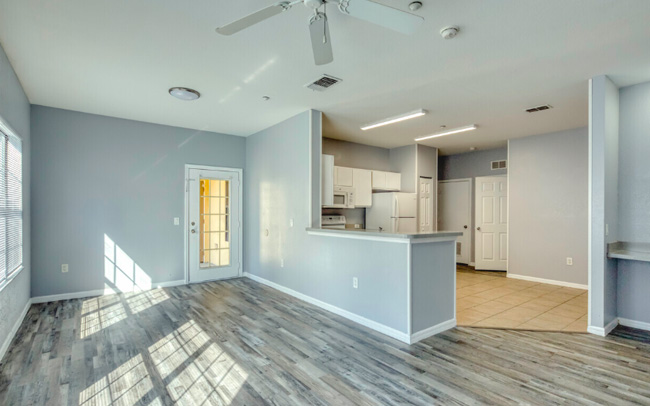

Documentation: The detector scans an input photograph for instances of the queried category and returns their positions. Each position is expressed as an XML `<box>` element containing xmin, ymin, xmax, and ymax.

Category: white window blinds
<box><xmin>0</xmin><ymin>128</ymin><xmax>22</xmax><ymax>288</ymax></box>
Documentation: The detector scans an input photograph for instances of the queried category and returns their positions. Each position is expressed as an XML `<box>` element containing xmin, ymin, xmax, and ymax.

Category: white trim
<box><xmin>588</xmin><ymin>317</ymin><xmax>618</xmax><ymax>337</ymax></box>
<box><xmin>507</xmin><ymin>141</ymin><xmax>510</xmax><ymax>274</ymax></box>
<box><xmin>469</xmin><ymin>262</ymin><xmax>476</xmax><ymax>267</ymax></box>
<box><xmin>410</xmin><ymin>236</ymin><xmax>460</xmax><ymax>244</ymax></box>
<box><xmin>244</xmin><ymin>272</ymin><xmax>411</xmax><ymax>343</ymax></box>
<box><xmin>0</xmin><ymin>298</ymin><xmax>32</xmax><ymax>362</ymax></box>
<box><xmin>507</xmin><ymin>273</ymin><xmax>588</xmax><ymax>290</ymax></box>
<box><xmin>437</xmin><ymin>178</ymin><xmax>472</xmax><ymax>263</ymax></box>
<box><xmin>31</xmin><ymin>280</ymin><xmax>185</xmax><ymax>304</ymax></box>
<box><xmin>410</xmin><ymin>319</ymin><xmax>456</xmax><ymax>344</ymax></box>
<box><xmin>587</xmin><ymin>78</ymin><xmax>594</xmax><ymax>328</ymax></box>
<box><xmin>434</xmin><ymin>148</ymin><xmax>439</xmax><ymax>232</ymax></box>
<box><xmin>618</xmin><ymin>317</ymin><xmax>650</xmax><ymax>332</ymax></box>
<box><xmin>306</xmin><ymin>230</ymin><xmax>410</xmax><ymax>243</ymax></box>
<box><xmin>309</xmin><ymin>111</ymin><xmax>313</xmax><ymax>227</ymax></box>
<box><xmin>406</xmin><ymin>242</ymin><xmax>412</xmax><ymax>336</ymax></box>
<box><xmin>184</xmin><ymin>165</ymin><xmax>244</xmax><ymax>284</ymax></box>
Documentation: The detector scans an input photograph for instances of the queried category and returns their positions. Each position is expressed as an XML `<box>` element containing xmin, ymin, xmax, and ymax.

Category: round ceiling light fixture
<box><xmin>440</xmin><ymin>26</ymin><xmax>459</xmax><ymax>39</ymax></box>
<box><xmin>169</xmin><ymin>87</ymin><xmax>200</xmax><ymax>101</ymax></box>
<box><xmin>409</xmin><ymin>1</ymin><xmax>423</xmax><ymax>11</ymax></box>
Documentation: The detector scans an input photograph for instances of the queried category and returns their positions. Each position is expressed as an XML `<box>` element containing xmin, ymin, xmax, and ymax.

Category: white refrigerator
<box><xmin>366</xmin><ymin>192</ymin><xmax>417</xmax><ymax>233</ymax></box>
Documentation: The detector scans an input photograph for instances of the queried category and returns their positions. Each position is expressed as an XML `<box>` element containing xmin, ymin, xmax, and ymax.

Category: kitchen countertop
<box><xmin>608</xmin><ymin>241</ymin><xmax>650</xmax><ymax>263</ymax></box>
<box><xmin>306</xmin><ymin>227</ymin><xmax>463</xmax><ymax>240</ymax></box>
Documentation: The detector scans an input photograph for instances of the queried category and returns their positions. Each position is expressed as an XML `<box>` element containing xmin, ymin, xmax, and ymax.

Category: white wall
<box><xmin>508</xmin><ymin>128</ymin><xmax>588</xmax><ymax>286</ymax></box>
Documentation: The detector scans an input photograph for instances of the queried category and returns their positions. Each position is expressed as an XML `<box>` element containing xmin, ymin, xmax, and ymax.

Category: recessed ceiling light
<box><xmin>440</xmin><ymin>26</ymin><xmax>459</xmax><ymax>39</ymax></box>
<box><xmin>169</xmin><ymin>87</ymin><xmax>200</xmax><ymax>101</ymax></box>
<box><xmin>415</xmin><ymin>124</ymin><xmax>477</xmax><ymax>141</ymax></box>
<box><xmin>361</xmin><ymin>109</ymin><xmax>427</xmax><ymax>131</ymax></box>
<box><xmin>262</xmin><ymin>96</ymin><xmax>271</xmax><ymax>101</ymax></box>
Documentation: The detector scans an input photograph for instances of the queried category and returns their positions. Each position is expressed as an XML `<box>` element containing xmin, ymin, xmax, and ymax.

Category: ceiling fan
<box><xmin>215</xmin><ymin>0</ymin><xmax>424</xmax><ymax>65</ymax></box>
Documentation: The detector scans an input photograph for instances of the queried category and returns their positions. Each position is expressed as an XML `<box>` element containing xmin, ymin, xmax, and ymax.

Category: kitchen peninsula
<box><xmin>306</xmin><ymin>226</ymin><xmax>462</xmax><ymax>344</ymax></box>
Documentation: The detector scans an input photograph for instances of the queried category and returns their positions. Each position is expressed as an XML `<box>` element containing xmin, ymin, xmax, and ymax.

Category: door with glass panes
<box><xmin>187</xmin><ymin>167</ymin><xmax>241</xmax><ymax>282</ymax></box>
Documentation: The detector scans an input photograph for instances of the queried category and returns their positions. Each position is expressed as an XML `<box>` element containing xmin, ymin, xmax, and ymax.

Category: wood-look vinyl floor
<box><xmin>1</xmin><ymin>278</ymin><xmax>649</xmax><ymax>405</ymax></box>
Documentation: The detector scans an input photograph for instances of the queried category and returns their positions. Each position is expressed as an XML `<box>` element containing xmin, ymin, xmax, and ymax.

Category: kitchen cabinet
<box><xmin>334</xmin><ymin>166</ymin><xmax>354</xmax><ymax>187</ymax></box>
<box><xmin>372</xmin><ymin>170</ymin><xmax>401</xmax><ymax>191</ymax></box>
<box><xmin>352</xmin><ymin>168</ymin><xmax>372</xmax><ymax>207</ymax></box>
<box><xmin>322</xmin><ymin>154</ymin><xmax>334</xmax><ymax>206</ymax></box>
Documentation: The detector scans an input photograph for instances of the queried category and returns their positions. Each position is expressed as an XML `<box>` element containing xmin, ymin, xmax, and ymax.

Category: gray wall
<box><xmin>0</xmin><ymin>42</ymin><xmax>31</xmax><ymax>353</ymax></box>
<box><xmin>588</xmin><ymin>75</ymin><xmax>619</xmax><ymax>329</ymax></box>
<box><xmin>389</xmin><ymin>145</ymin><xmax>417</xmax><ymax>193</ymax></box>
<box><xmin>508</xmin><ymin>128</ymin><xmax>588</xmax><ymax>285</ymax></box>
<box><xmin>438</xmin><ymin>147</ymin><xmax>507</xmax><ymax>263</ymax></box>
<box><xmin>30</xmin><ymin>106</ymin><xmax>245</xmax><ymax>297</ymax></box>
<box><xmin>245</xmin><ymin>111</ymin><xmax>410</xmax><ymax>333</ymax></box>
<box><xmin>616</xmin><ymin>80</ymin><xmax>650</xmax><ymax>324</ymax></box>
<box><xmin>322</xmin><ymin>137</ymin><xmax>391</xmax><ymax>171</ymax></box>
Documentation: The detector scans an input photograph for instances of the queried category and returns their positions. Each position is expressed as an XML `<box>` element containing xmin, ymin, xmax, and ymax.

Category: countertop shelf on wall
<box><xmin>608</xmin><ymin>242</ymin><xmax>650</xmax><ymax>263</ymax></box>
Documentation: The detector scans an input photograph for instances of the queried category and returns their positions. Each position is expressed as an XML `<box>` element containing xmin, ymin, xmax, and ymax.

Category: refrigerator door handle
<box><xmin>394</xmin><ymin>195</ymin><xmax>399</xmax><ymax>218</ymax></box>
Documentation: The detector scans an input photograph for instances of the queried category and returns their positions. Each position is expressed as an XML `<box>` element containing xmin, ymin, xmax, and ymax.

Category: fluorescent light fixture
<box><xmin>361</xmin><ymin>109</ymin><xmax>427</xmax><ymax>131</ymax></box>
<box><xmin>414</xmin><ymin>124</ymin><xmax>477</xmax><ymax>141</ymax></box>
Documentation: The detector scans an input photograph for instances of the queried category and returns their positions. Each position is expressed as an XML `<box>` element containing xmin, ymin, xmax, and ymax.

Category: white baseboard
<box><xmin>31</xmin><ymin>280</ymin><xmax>186</xmax><ymax>304</ymax></box>
<box><xmin>0</xmin><ymin>298</ymin><xmax>33</xmax><ymax>363</ymax></box>
<box><xmin>469</xmin><ymin>262</ymin><xmax>476</xmax><ymax>267</ymax></box>
<box><xmin>618</xmin><ymin>317</ymin><xmax>650</xmax><ymax>332</ymax></box>
<box><xmin>588</xmin><ymin>317</ymin><xmax>619</xmax><ymax>337</ymax></box>
<box><xmin>244</xmin><ymin>272</ymin><xmax>411</xmax><ymax>344</ymax></box>
<box><xmin>507</xmin><ymin>273</ymin><xmax>588</xmax><ymax>290</ymax></box>
<box><xmin>410</xmin><ymin>319</ymin><xmax>456</xmax><ymax>344</ymax></box>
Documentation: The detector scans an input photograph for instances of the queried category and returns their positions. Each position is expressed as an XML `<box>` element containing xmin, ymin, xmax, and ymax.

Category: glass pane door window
<box><xmin>187</xmin><ymin>167</ymin><xmax>241</xmax><ymax>283</ymax></box>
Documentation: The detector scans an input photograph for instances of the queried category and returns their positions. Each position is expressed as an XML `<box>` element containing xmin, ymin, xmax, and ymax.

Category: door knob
<box><xmin>477</xmin><ymin>227</ymin><xmax>481</xmax><ymax>231</ymax></box>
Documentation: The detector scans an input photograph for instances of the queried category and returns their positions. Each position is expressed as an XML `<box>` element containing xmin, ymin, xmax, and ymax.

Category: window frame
<box><xmin>0</xmin><ymin>116</ymin><xmax>24</xmax><ymax>291</ymax></box>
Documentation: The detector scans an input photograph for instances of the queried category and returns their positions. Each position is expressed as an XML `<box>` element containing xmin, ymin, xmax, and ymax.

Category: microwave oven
<box><xmin>324</xmin><ymin>186</ymin><xmax>355</xmax><ymax>209</ymax></box>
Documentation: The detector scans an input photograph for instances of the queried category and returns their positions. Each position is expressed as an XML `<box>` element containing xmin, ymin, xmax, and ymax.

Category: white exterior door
<box><xmin>187</xmin><ymin>166</ymin><xmax>242</xmax><ymax>283</ymax></box>
<box><xmin>419</xmin><ymin>177</ymin><xmax>434</xmax><ymax>232</ymax></box>
<box><xmin>475</xmin><ymin>176</ymin><xmax>507</xmax><ymax>271</ymax></box>
<box><xmin>438</xmin><ymin>179</ymin><xmax>471</xmax><ymax>264</ymax></box>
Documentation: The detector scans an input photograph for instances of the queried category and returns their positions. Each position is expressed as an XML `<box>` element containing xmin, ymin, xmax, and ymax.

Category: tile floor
<box><xmin>456</xmin><ymin>266</ymin><xmax>588</xmax><ymax>332</ymax></box>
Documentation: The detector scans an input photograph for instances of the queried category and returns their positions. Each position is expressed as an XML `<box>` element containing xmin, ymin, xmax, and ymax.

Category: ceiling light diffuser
<box><xmin>361</xmin><ymin>109</ymin><xmax>427</xmax><ymax>131</ymax></box>
<box><xmin>169</xmin><ymin>87</ymin><xmax>200</xmax><ymax>101</ymax></box>
<box><xmin>414</xmin><ymin>125</ymin><xmax>477</xmax><ymax>141</ymax></box>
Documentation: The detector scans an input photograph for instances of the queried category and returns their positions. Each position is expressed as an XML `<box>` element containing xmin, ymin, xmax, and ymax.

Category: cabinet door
<box><xmin>371</xmin><ymin>170</ymin><xmax>386</xmax><ymax>190</ymax></box>
<box><xmin>352</xmin><ymin>169</ymin><xmax>372</xmax><ymax>207</ymax></box>
<box><xmin>386</xmin><ymin>172</ymin><xmax>401</xmax><ymax>191</ymax></box>
<box><xmin>334</xmin><ymin>166</ymin><xmax>353</xmax><ymax>187</ymax></box>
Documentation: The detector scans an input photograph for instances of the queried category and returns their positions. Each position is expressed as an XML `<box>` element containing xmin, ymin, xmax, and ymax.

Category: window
<box><xmin>0</xmin><ymin>126</ymin><xmax>22</xmax><ymax>289</ymax></box>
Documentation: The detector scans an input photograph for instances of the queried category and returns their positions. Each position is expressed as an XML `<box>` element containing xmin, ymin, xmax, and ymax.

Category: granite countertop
<box><xmin>608</xmin><ymin>241</ymin><xmax>650</xmax><ymax>263</ymax></box>
<box><xmin>306</xmin><ymin>227</ymin><xmax>463</xmax><ymax>240</ymax></box>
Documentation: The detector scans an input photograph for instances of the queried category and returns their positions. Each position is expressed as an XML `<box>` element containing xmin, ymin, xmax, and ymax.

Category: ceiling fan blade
<box><xmin>309</xmin><ymin>13</ymin><xmax>334</xmax><ymax>66</ymax></box>
<box><xmin>339</xmin><ymin>0</ymin><xmax>423</xmax><ymax>35</ymax></box>
<box><xmin>216</xmin><ymin>2</ymin><xmax>290</xmax><ymax>35</ymax></box>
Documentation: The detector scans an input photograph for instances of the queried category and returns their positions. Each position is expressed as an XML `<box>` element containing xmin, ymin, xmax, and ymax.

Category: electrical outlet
<box><xmin>173</xmin><ymin>217</ymin><xmax>180</xmax><ymax>225</ymax></box>
<box><xmin>352</xmin><ymin>277</ymin><xmax>358</xmax><ymax>289</ymax></box>
<box><xmin>354</xmin><ymin>224</ymin><xmax>361</xmax><ymax>229</ymax></box>
<box><xmin>566</xmin><ymin>257</ymin><xmax>573</xmax><ymax>266</ymax></box>
<box><xmin>605</xmin><ymin>224</ymin><xmax>609</xmax><ymax>236</ymax></box>
<box><xmin>61</xmin><ymin>264</ymin><xmax>69</xmax><ymax>273</ymax></box>
<box><xmin>280</xmin><ymin>258</ymin><xmax>284</xmax><ymax>268</ymax></box>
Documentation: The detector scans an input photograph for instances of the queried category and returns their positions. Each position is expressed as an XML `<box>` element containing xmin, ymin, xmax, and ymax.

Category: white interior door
<box><xmin>438</xmin><ymin>179</ymin><xmax>471</xmax><ymax>264</ymax></box>
<box><xmin>475</xmin><ymin>176</ymin><xmax>507</xmax><ymax>271</ymax></box>
<box><xmin>419</xmin><ymin>177</ymin><xmax>434</xmax><ymax>232</ymax></box>
<box><xmin>187</xmin><ymin>166</ymin><xmax>241</xmax><ymax>283</ymax></box>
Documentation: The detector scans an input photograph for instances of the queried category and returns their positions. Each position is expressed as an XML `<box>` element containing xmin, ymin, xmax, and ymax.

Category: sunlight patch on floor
<box><xmin>79</xmin><ymin>354</ymin><xmax>162</xmax><ymax>406</ymax></box>
<box><xmin>148</xmin><ymin>320</ymin><xmax>248</xmax><ymax>404</ymax></box>
<box><xmin>80</xmin><ymin>299</ymin><xmax>128</xmax><ymax>339</ymax></box>
<box><xmin>125</xmin><ymin>289</ymin><xmax>170</xmax><ymax>314</ymax></box>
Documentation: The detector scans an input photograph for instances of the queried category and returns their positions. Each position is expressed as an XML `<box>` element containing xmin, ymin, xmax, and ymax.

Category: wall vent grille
<box><xmin>525</xmin><ymin>104</ymin><xmax>553</xmax><ymax>113</ymax></box>
<box><xmin>456</xmin><ymin>242</ymin><xmax>462</xmax><ymax>255</ymax></box>
<box><xmin>491</xmin><ymin>160</ymin><xmax>507</xmax><ymax>170</ymax></box>
<box><xmin>306</xmin><ymin>74</ymin><xmax>342</xmax><ymax>91</ymax></box>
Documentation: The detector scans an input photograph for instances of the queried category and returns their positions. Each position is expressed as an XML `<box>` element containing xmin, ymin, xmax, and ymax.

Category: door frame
<box><xmin>437</xmin><ymin>178</ymin><xmax>472</xmax><ymax>264</ymax></box>
<box><xmin>474</xmin><ymin>174</ymin><xmax>507</xmax><ymax>271</ymax></box>
<box><xmin>184</xmin><ymin>164</ymin><xmax>244</xmax><ymax>284</ymax></box>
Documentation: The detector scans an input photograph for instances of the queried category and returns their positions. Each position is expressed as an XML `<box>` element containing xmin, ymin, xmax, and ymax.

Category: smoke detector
<box><xmin>440</xmin><ymin>26</ymin><xmax>459</xmax><ymax>39</ymax></box>
<box><xmin>409</xmin><ymin>1</ymin><xmax>423</xmax><ymax>11</ymax></box>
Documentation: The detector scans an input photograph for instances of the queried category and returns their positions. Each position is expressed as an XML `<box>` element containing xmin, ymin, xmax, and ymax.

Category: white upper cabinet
<box><xmin>372</xmin><ymin>170</ymin><xmax>401</xmax><ymax>191</ymax></box>
<box><xmin>334</xmin><ymin>166</ymin><xmax>354</xmax><ymax>187</ymax></box>
<box><xmin>386</xmin><ymin>172</ymin><xmax>401</xmax><ymax>191</ymax></box>
<box><xmin>352</xmin><ymin>169</ymin><xmax>372</xmax><ymax>207</ymax></box>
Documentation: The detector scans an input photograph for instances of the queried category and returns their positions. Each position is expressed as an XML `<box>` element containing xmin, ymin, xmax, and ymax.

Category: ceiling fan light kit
<box><xmin>215</xmin><ymin>0</ymin><xmax>424</xmax><ymax>65</ymax></box>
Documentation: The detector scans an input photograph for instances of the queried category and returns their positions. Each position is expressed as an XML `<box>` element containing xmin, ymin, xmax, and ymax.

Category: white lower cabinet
<box><xmin>352</xmin><ymin>169</ymin><xmax>372</xmax><ymax>207</ymax></box>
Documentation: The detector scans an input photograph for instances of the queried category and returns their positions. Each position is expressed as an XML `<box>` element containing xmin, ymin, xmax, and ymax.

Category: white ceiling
<box><xmin>1</xmin><ymin>0</ymin><xmax>650</xmax><ymax>154</ymax></box>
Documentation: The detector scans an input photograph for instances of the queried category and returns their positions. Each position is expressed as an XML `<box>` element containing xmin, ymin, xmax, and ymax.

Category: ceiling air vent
<box><xmin>491</xmin><ymin>160</ymin><xmax>507</xmax><ymax>170</ymax></box>
<box><xmin>306</xmin><ymin>74</ymin><xmax>342</xmax><ymax>92</ymax></box>
<box><xmin>526</xmin><ymin>104</ymin><xmax>553</xmax><ymax>113</ymax></box>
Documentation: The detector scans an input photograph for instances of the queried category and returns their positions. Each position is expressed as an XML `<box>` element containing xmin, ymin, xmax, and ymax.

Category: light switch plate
<box><xmin>566</xmin><ymin>257</ymin><xmax>573</xmax><ymax>266</ymax></box>
<box><xmin>173</xmin><ymin>217</ymin><xmax>180</xmax><ymax>225</ymax></box>
<box><xmin>61</xmin><ymin>264</ymin><xmax>69</xmax><ymax>273</ymax></box>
